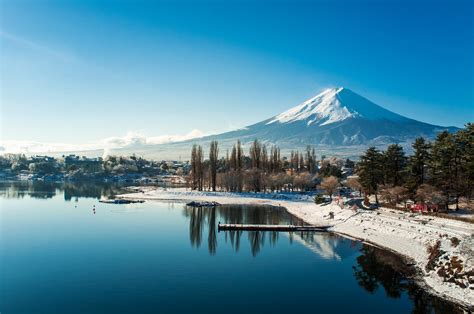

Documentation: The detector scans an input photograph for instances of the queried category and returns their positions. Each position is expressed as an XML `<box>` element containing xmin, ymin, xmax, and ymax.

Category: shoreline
<box><xmin>118</xmin><ymin>187</ymin><xmax>474</xmax><ymax>311</ymax></box>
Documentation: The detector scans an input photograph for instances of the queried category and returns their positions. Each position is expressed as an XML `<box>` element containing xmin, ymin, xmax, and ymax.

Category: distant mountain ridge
<box><xmin>201</xmin><ymin>87</ymin><xmax>457</xmax><ymax>147</ymax></box>
<box><xmin>39</xmin><ymin>87</ymin><xmax>459</xmax><ymax>159</ymax></box>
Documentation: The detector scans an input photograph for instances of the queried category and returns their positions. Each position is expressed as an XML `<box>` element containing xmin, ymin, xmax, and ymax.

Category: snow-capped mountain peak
<box><xmin>266</xmin><ymin>87</ymin><xmax>406</xmax><ymax>126</ymax></box>
<box><xmin>61</xmin><ymin>87</ymin><xmax>457</xmax><ymax>159</ymax></box>
<box><xmin>267</xmin><ymin>87</ymin><xmax>357</xmax><ymax>126</ymax></box>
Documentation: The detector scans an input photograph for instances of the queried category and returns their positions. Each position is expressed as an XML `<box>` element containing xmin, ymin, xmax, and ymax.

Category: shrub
<box><xmin>426</xmin><ymin>240</ymin><xmax>443</xmax><ymax>272</ymax></box>
<box><xmin>314</xmin><ymin>194</ymin><xmax>325</xmax><ymax>204</ymax></box>
<box><xmin>451</xmin><ymin>237</ymin><xmax>460</xmax><ymax>247</ymax></box>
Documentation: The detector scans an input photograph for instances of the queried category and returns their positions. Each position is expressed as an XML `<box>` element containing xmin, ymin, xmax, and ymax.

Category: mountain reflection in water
<box><xmin>184</xmin><ymin>204</ymin><xmax>462</xmax><ymax>313</ymax></box>
<box><xmin>0</xmin><ymin>181</ymin><xmax>463</xmax><ymax>313</ymax></box>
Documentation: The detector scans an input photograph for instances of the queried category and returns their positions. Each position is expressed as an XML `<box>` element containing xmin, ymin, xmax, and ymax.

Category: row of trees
<box><xmin>189</xmin><ymin>140</ymin><xmax>348</xmax><ymax>193</ymax></box>
<box><xmin>356</xmin><ymin>124</ymin><xmax>473</xmax><ymax>210</ymax></box>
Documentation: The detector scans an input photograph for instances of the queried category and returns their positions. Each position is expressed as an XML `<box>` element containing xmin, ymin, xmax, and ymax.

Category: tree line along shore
<box><xmin>0</xmin><ymin>123</ymin><xmax>472</xmax><ymax>213</ymax></box>
<box><xmin>188</xmin><ymin>123</ymin><xmax>473</xmax><ymax>213</ymax></box>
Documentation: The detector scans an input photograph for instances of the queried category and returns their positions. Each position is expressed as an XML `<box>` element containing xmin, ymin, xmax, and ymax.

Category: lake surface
<box><xmin>0</xmin><ymin>182</ymin><xmax>460</xmax><ymax>313</ymax></box>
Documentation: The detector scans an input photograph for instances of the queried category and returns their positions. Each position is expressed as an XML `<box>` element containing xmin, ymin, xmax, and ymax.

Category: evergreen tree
<box><xmin>344</xmin><ymin>158</ymin><xmax>355</xmax><ymax>169</ymax></box>
<box><xmin>430</xmin><ymin>131</ymin><xmax>457</xmax><ymax>210</ymax></box>
<box><xmin>406</xmin><ymin>137</ymin><xmax>431</xmax><ymax>193</ymax></box>
<box><xmin>383</xmin><ymin>144</ymin><xmax>407</xmax><ymax>186</ymax></box>
<box><xmin>456</xmin><ymin>123</ymin><xmax>474</xmax><ymax>201</ymax></box>
<box><xmin>357</xmin><ymin>147</ymin><xmax>384</xmax><ymax>204</ymax></box>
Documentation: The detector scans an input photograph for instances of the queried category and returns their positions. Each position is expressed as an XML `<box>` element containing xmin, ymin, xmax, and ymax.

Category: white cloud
<box><xmin>0</xmin><ymin>130</ymin><xmax>205</xmax><ymax>155</ymax></box>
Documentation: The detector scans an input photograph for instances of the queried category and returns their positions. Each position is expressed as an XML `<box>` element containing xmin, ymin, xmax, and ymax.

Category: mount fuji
<box><xmin>202</xmin><ymin>87</ymin><xmax>457</xmax><ymax>148</ymax></box>
<box><xmin>50</xmin><ymin>87</ymin><xmax>459</xmax><ymax>159</ymax></box>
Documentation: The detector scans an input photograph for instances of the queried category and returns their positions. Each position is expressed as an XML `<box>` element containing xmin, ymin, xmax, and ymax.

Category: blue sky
<box><xmin>1</xmin><ymin>0</ymin><xmax>473</xmax><ymax>148</ymax></box>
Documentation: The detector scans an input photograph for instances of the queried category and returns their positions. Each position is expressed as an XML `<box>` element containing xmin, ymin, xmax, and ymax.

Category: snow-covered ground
<box><xmin>118</xmin><ymin>187</ymin><xmax>473</xmax><ymax>309</ymax></box>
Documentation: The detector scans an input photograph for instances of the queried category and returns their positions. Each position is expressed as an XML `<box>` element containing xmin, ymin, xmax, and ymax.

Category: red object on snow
<box><xmin>411</xmin><ymin>203</ymin><xmax>429</xmax><ymax>213</ymax></box>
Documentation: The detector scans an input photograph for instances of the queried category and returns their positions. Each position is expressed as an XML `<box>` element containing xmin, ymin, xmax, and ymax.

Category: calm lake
<box><xmin>0</xmin><ymin>182</ymin><xmax>460</xmax><ymax>313</ymax></box>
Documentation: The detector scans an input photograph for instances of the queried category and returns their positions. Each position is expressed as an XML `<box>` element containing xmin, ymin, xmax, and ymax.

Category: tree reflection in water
<box><xmin>184</xmin><ymin>204</ymin><xmax>463</xmax><ymax>313</ymax></box>
<box><xmin>353</xmin><ymin>246</ymin><xmax>462</xmax><ymax>314</ymax></box>
<box><xmin>207</xmin><ymin>207</ymin><xmax>217</xmax><ymax>255</ymax></box>
<box><xmin>187</xmin><ymin>206</ymin><xmax>204</xmax><ymax>248</ymax></box>
<box><xmin>184</xmin><ymin>204</ymin><xmax>339</xmax><ymax>257</ymax></box>
<box><xmin>0</xmin><ymin>181</ymin><xmax>132</xmax><ymax>201</ymax></box>
<box><xmin>0</xmin><ymin>181</ymin><xmax>57</xmax><ymax>199</ymax></box>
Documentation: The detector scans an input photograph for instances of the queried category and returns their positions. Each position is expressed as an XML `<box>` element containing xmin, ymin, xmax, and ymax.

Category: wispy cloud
<box><xmin>0</xmin><ymin>130</ymin><xmax>205</xmax><ymax>155</ymax></box>
<box><xmin>0</xmin><ymin>29</ymin><xmax>78</xmax><ymax>63</ymax></box>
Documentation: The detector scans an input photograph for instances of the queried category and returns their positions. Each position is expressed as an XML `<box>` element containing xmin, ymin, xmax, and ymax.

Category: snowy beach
<box><xmin>119</xmin><ymin>187</ymin><xmax>474</xmax><ymax>310</ymax></box>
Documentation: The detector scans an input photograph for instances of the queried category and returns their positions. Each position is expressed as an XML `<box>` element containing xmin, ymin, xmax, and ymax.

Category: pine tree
<box><xmin>383</xmin><ymin>144</ymin><xmax>407</xmax><ymax>186</ymax></box>
<box><xmin>406</xmin><ymin>137</ymin><xmax>431</xmax><ymax>192</ymax></box>
<box><xmin>456</xmin><ymin>123</ymin><xmax>474</xmax><ymax>201</ymax></box>
<box><xmin>430</xmin><ymin>131</ymin><xmax>457</xmax><ymax>210</ymax></box>
<box><xmin>357</xmin><ymin>147</ymin><xmax>384</xmax><ymax>204</ymax></box>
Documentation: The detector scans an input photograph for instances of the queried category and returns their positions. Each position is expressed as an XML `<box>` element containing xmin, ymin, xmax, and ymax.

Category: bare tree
<box><xmin>320</xmin><ymin>176</ymin><xmax>339</xmax><ymax>200</ymax></box>
<box><xmin>305</xmin><ymin>146</ymin><xmax>317</xmax><ymax>173</ymax></box>
<box><xmin>379</xmin><ymin>185</ymin><xmax>409</xmax><ymax>206</ymax></box>
<box><xmin>209</xmin><ymin>141</ymin><xmax>219</xmax><ymax>191</ymax></box>
<box><xmin>293</xmin><ymin>172</ymin><xmax>313</xmax><ymax>191</ymax></box>
<box><xmin>196</xmin><ymin>145</ymin><xmax>204</xmax><ymax>191</ymax></box>
<box><xmin>416</xmin><ymin>184</ymin><xmax>444</xmax><ymax>206</ymax></box>
<box><xmin>345</xmin><ymin>176</ymin><xmax>362</xmax><ymax>196</ymax></box>
<box><xmin>190</xmin><ymin>145</ymin><xmax>198</xmax><ymax>190</ymax></box>
<box><xmin>249</xmin><ymin>140</ymin><xmax>263</xmax><ymax>191</ymax></box>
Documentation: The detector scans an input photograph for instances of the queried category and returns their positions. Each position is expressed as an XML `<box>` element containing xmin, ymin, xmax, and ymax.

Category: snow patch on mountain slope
<box><xmin>267</xmin><ymin>87</ymin><xmax>358</xmax><ymax>126</ymax></box>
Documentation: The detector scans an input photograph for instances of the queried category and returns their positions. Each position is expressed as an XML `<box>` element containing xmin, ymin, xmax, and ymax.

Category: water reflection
<box><xmin>0</xmin><ymin>181</ymin><xmax>57</xmax><ymax>199</ymax></box>
<box><xmin>0</xmin><ymin>181</ymin><xmax>134</xmax><ymax>201</ymax></box>
<box><xmin>291</xmin><ymin>232</ymin><xmax>344</xmax><ymax>260</ymax></box>
<box><xmin>184</xmin><ymin>204</ymin><xmax>348</xmax><ymax>258</ymax></box>
<box><xmin>0</xmin><ymin>181</ymin><xmax>464</xmax><ymax>313</ymax></box>
<box><xmin>184</xmin><ymin>205</ymin><xmax>462</xmax><ymax>313</ymax></box>
<box><xmin>353</xmin><ymin>246</ymin><xmax>462</xmax><ymax>314</ymax></box>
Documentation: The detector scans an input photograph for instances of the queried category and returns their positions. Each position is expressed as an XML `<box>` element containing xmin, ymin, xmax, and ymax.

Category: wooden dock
<box><xmin>217</xmin><ymin>223</ymin><xmax>331</xmax><ymax>232</ymax></box>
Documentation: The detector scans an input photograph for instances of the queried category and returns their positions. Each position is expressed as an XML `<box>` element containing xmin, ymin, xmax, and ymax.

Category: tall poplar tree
<box><xmin>209</xmin><ymin>141</ymin><xmax>219</xmax><ymax>192</ymax></box>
